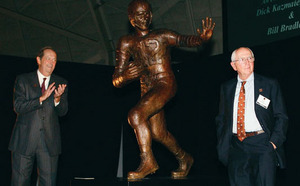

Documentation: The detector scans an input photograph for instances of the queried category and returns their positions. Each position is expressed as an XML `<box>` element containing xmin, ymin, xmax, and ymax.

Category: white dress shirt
<box><xmin>232</xmin><ymin>73</ymin><xmax>263</xmax><ymax>133</ymax></box>
<box><xmin>37</xmin><ymin>70</ymin><xmax>50</xmax><ymax>90</ymax></box>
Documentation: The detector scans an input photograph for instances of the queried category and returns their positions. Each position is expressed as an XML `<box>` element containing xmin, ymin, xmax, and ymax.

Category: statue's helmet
<box><xmin>128</xmin><ymin>0</ymin><xmax>152</xmax><ymax>19</ymax></box>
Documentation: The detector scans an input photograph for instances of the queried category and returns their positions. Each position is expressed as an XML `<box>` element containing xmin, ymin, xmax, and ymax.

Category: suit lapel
<box><xmin>254</xmin><ymin>73</ymin><xmax>261</xmax><ymax>105</ymax></box>
<box><xmin>49</xmin><ymin>75</ymin><xmax>55</xmax><ymax>85</ymax></box>
<box><xmin>253</xmin><ymin>74</ymin><xmax>267</xmax><ymax>131</ymax></box>
<box><xmin>31</xmin><ymin>71</ymin><xmax>42</xmax><ymax>95</ymax></box>
<box><xmin>228</xmin><ymin>79</ymin><xmax>237</xmax><ymax>133</ymax></box>
<box><xmin>48</xmin><ymin>75</ymin><xmax>57</xmax><ymax>102</ymax></box>
<box><xmin>254</xmin><ymin>73</ymin><xmax>263</xmax><ymax>114</ymax></box>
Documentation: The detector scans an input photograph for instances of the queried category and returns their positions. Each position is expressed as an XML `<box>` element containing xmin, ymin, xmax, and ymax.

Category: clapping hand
<box><xmin>54</xmin><ymin>84</ymin><xmax>67</xmax><ymax>103</ymax></box>
<box><xmin>40</xmin><ymin>82</ymin><xmax>56</xmax><ymax>102</ymax></box>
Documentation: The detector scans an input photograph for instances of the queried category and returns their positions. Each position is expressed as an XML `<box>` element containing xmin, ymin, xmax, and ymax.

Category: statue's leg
<box><xmin>150</xmin><ymin>111</ymin><xmax>194</xmax><ymax>178</ymax></box>
<box><xmin>126</xmin><ymin>94</ymin><xmax>160</xmax><ymax>180</ymax></box>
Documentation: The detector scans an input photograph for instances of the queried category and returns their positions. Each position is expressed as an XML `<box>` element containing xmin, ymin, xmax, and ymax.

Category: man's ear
<box><xmin>230</xmin><ymin>62</ymin><xmax>237</xmax><ymax>71</ymax></box>
<box><xmin>36</xmin><ymin>57</ymin><xmax>41</xmax><ymax>65</ymax></box>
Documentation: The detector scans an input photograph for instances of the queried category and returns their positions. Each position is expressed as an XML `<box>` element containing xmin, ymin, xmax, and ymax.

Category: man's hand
<box><xmin>270</xmin><ymin>141</ymin><xmax>277</xmax><ymax>150</ymax></box>
<box><xmin>197</xmin><ymin>17</ymin><xmax>215</xmax><ymax>42</ymax></box>
<box><xmin>39</xmin><ymin>82</ymin><xmax>56</xmax><ymax>103</ymax></box>
<box><xmin>54</xmin><ymin>84</ymin><xmax>67</xmax><ymax>103</ymax></box>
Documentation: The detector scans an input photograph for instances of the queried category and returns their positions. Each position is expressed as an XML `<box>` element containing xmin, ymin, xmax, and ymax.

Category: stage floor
<box><xmin>70</xmin><ymin>175</ymin><xmax>230</xmax><ymax>186</ymax></box>
<box><xmin>70</xmin><ymin>171</ymin><xmax>289</xmax><ymax>186</ymax></box>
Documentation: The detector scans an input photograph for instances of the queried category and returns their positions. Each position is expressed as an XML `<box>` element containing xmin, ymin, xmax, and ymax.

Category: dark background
<box><xmin>0</xmin><ymin>34</ymin><xmax>300</xmax><ymax>185</ymax></box>
<box><xmin>226</xmin><ymin>0</ymin><xmax>300</xmax><ymax>51</ymax></box>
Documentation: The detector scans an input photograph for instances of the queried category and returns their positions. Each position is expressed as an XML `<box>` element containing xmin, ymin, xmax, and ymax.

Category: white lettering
<box><xmin>267</xmin><ymin>26</ymin><xmax>279</xmax><ymax>35</ymax></box>
<box><xmin>257</xmin><ymin>6</ymin><xmax>270</xmax><ymax>16</ymax></box>
<box><xmin>280</xmin><ymin>21</ymin><xmax>300</xmax><ymax>32</ymax></box>
<box><xmin>272</xmin><ymin>0</ymin><xmax>300</xmax><ymax>12</ymax></box>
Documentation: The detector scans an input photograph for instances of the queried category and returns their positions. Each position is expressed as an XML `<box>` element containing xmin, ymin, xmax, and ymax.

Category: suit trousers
<box><xmin>11</xmin><ymin>131</ymin><xmax>58</xmax><ymax>186</ymax></box>
<box><xmin>228</xmin><ymin>133</ymin><xmax>277</xmax><ymax>186</ymax></box>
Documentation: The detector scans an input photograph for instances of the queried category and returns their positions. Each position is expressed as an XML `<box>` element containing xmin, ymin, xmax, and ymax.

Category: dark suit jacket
<box><xmin>9</xmin><ymin>71</ymin><xmax>68</xmax><ymax>156</ymax></box>
<box><xmin>215</xmin><ymin>73</ymin><xmax>288</xmax><ymax>168</ymax></box>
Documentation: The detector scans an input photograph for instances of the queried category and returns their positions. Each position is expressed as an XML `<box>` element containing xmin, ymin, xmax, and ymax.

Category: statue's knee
<box><xmin>152</xmin><ymin>130</ymin><xmax>166</xmax><ymax>141</ymax></box>
<box><xmin>152</xmin><ymin>133</ymin><xmax>161</xmax><ymax>141</ymax></box>
<box><xmin>128</xmin><ymin>109</ymin><xmax>142</xmax><ymax>128</ymax></box>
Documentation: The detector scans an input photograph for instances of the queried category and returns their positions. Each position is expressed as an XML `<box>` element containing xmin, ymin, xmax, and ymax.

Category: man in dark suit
<box><xmin>215</xmin><ymin>47</ymin><xmax>288</xmax><ymax>186</ymax></box>
<box><xmin>9</xmin><ymin>46</ymin><xmax>68</xmax><ymax>186</ymax></box>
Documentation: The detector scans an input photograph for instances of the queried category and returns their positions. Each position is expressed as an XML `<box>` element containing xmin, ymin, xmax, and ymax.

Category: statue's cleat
<box><xmin>127</xmin><ymin>152</ymin><xmax>159</xmax><ymax>180</ymax></box>
<box><xmin>171</xmin><ymin>152</ymin><xmax>194</xmax><ymax>178</ymax></box>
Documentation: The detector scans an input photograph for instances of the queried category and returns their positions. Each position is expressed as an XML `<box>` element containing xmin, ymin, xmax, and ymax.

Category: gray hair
<box><xmin>231</xmin><ymin>47</ymin><xmax>254</xmax><ymax>62</ymax></box>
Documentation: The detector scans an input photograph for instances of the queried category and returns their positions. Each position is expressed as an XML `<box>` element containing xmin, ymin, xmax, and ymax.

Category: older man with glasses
<box><xmin>216</xmin><ymin>47</ymin><xmax>288</xmax><ymax>186</ymax></box>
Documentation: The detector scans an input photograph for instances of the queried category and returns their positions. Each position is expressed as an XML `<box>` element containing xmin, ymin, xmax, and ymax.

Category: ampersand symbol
<box><xmin>289</xmin><ymin>11</ymin><xmax>294</xmax><ymax>19</ymax></box>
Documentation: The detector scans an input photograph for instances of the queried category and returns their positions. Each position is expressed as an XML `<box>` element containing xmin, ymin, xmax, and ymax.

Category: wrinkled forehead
<box><xmin>44</xmin><ymin>49</ymin><xmax>56</xmax><ymax>56</ymax></box>
<box><xmin>231</xmin><ymin>47</ymin><xmax>254</xmax><ymax>61</ymax></box>
<box><xmin>236</xmin><ymin>48</ymin><xmax>253</xmax><ymax>57</ymax></box>
<box><xmin>42</xmin><ymin>49</ymin><xmax>57</xmax><ymax>59</ymax></box>
<box><xmin>128</xmin><ymin>0</ymin><xmax>151</xmax><ymax>16</ymax></box>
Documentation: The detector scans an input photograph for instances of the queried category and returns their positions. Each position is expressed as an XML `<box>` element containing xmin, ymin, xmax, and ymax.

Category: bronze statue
<box><xmin>112</xmin><ymin>0</ymin><xmax>215</xmax><ymax>180</ymax></box>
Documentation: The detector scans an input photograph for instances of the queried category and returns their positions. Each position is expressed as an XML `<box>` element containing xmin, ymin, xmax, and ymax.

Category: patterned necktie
<box><xmin>237</xmin><ymin>81</ymin><xmax>246</xmax><ymax>141</ymax></box>
<box><xmin>41</xmin><ymin>78</ymin><xmax>46</xmax><ymax>93</ymax></box>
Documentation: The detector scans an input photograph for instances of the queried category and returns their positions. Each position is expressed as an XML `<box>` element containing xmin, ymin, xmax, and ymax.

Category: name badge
<box><xmin>256</xmin><ymin>94</ymin><xmax>270</xmax><ymax>109</ymax></box>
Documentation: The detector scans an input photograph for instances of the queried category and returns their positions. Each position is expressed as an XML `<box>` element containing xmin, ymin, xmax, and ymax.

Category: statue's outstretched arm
<box><xmin>175</xmin><ymin>17</ymin><xmax>215</xmax><ymax>47</ymax></box>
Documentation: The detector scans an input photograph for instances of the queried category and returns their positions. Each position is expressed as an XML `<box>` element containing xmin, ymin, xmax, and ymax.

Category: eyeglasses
<box><xmin>233</xmin><ymin>56</ymin><xmax>254</xmax><ymax>64</ymax></box>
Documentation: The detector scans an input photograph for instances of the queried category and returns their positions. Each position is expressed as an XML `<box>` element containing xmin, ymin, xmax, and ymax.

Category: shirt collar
<box><xmin>37</xmin><ymin>70</ymin><xmax>51</xmax><ymax>85</ymax></box>
<box><xmin>237</xmin><ymin>72</ymin><xmax>254</xmax><ymax>83</ymax></box>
